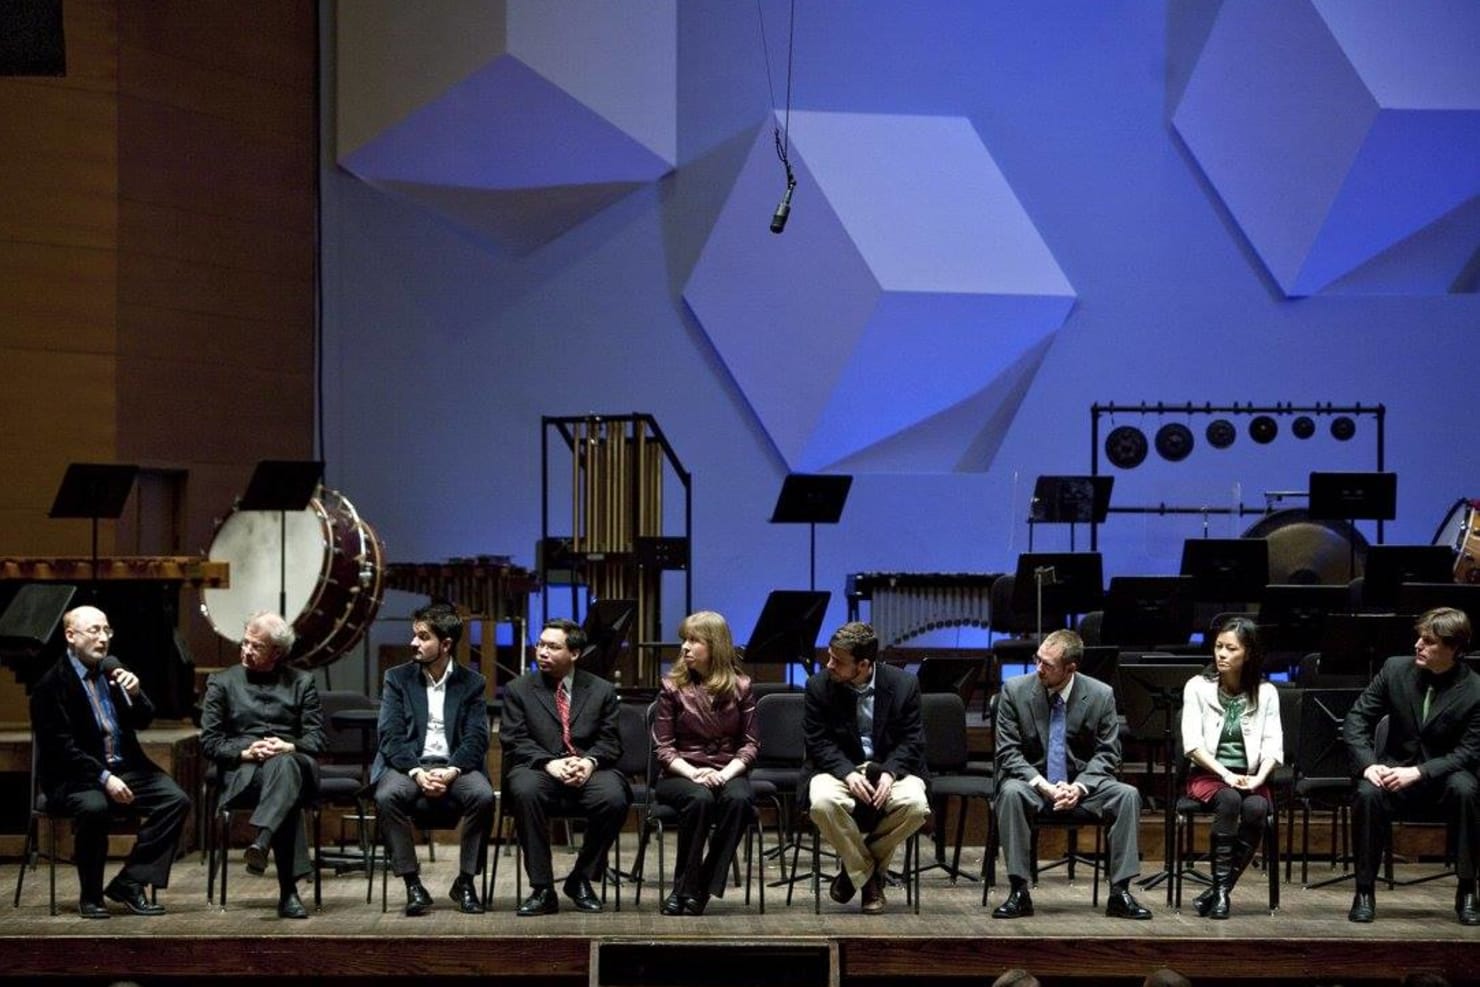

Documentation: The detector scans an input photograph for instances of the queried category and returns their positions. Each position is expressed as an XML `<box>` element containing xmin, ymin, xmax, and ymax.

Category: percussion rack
<box><xmin>1088</xmin><ymin>402</ymin><xmax>1386</xmax><ymax>551</ymax></box>
<box><xmin>540</xmin><ymin>414</ymin><xmax>692</xmax><ymax>688</ymax></box>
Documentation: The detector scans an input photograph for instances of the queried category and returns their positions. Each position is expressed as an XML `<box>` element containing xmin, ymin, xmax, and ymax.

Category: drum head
<box><xmin>1242</xmin><ymin>508</ymin><xmax>1368</xmax><ymax>585</ymax></box>
<box><xmin>202</xmin><ymin>506</ymin><xmax>328</xmax><ymax>643</ymax></box>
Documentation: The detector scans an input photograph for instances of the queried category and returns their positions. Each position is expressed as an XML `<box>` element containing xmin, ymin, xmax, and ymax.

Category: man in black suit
<box><xmin>29</xmin><ymin>605</ymin><xmax>190</xmax><ymax>918</ymax></box>
<box><xmin>804</xmin><ymin>621</ymin><xmax>930</xmax><ymax>915</ymax></box>
<box><xmin>373</xmin><ymin>603</ymin><xmax>494</xmax><ymax>915</ymax></box>
<box><xmin>200</xmin><ymin>610</ymin><xmax>324</xmax><ymax>919</ymax></box>
<box><xmin>992</xmin><ymin>629</ymin><xmax>1152</xmax><ymax>919</ymax></box>
<box><xmin>1344</xmin><ymin>606</ymin><xmax>1480</xmax><ymax>925</ymax></box>
<box><xmin>500</xmin><ymin>618</ymin><xmax>630</xmax><ymax>916</ymax></box>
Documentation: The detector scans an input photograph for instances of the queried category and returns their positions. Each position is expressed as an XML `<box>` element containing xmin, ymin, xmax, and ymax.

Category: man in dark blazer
<box><xmin>29</xmin><ymin>605</ymin><xmax>190</xmax><ymax>918</ymax></box>
<box><xmin>1343</xmin><ymin>606</ymin><xmax>1480</xmax><ymax>925</ymax></box>
<box><xmin>200</xmin><ymin>610</ymin><xmax>324</xmax><ymax>919</ymax></box>
<box><xmin>803</xmin><ymin>621</ymin><xmax>929</xmax><ymax>915</ymax></box>
<box><xmin>373</xmin><ymin>603</ymin><xmax>494</xmax><ymax>915</ymax></box>
<box><xmin>993</xmin><ymin>629</ymin><xmax>1152</xmax><ymax>919</ymax></box>
<box><xmin>500</xmin><ymin>618</ymin><xmax>630</xmax><ymax>916</ymax></box>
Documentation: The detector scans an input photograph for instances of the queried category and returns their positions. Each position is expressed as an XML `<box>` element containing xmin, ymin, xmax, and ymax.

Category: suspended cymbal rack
<box><xmin>541</xmin><ymin>414</ymin><xmax>691</xmax><ymax>687</ymax></box>
<box><xmin>1088</xmin><ymin>401</ymin><xmax>1386</xmax><ymax>551</ymax></box>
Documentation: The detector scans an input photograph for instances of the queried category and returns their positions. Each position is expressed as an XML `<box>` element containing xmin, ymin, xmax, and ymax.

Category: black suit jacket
<box><xmin>200</xmin><ymin>663</ymin><xmax>325</xmax><ymax>807</ymax></box>
<box><xmin>372</xmin><ymin>661</ymin><xmax>489</xmax><ymax>783</ymax></box>
<box><xmin>499</xmin><ymin>668</ymin><xmax>621</xmax><ymax>772</ymax></box>
<box><xmin>30</xmin><ymin>654</ymin><xmax>161</xmax><ymax>801</ymax></box>
<box><xmin>802</xmin><ymin>661</ymin><xmax>926</xmax><ymax>788</ymax></box>
<box><xmin>1344</xmin><ymin>654</ymin><xmax>1480</xmax><ymax>782</ymax></box>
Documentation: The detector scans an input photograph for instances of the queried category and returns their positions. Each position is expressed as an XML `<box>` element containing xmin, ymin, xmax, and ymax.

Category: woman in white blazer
<box><xmin>1180</xmin><ymin>616</ymin><xmax>1283</xmax><ymax>919</ymax></box>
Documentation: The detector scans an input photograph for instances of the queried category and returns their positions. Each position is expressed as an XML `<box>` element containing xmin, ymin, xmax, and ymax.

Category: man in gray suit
<box><xmin>373</xmin><ymin>603</ymin><xmax>494</xmax><ymax>916</ymax></box>
<box><xmin>200</xmin><ymin>610</ymin><xmax>323</xmax><ymax>919</ymax></box>
<box><xmin>500</xmin><ymin>618</ymin><xmax>630</xmax><ymax>916</ymax></box>
<box><xmin>992</xmin><ymin>629</ymin><xmax>1152</xmax><ymax>919</ymax></box>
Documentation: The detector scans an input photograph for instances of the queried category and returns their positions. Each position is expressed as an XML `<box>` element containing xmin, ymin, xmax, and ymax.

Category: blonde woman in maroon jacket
<box><xmin>651</xmin><ymin>611</ymin><xmax>758</xmax><ymax>915</ymax></box>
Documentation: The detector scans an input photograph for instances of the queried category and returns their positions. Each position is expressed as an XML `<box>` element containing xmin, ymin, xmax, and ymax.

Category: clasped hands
<box><xmin>241</xmin><ymin>736</ymin><xmax>296</xmax><ymax>763</ymax></box>
<box><xmin>412</xmin><ymin>766</ymin><xmax>460</xmax><ymax>797</ymax></box>
<box><xmin>1363</xmin><ymin>762</ymin><xmax>1421</xmax><ymax>792</ymax></box>
<box><xmin>545</xmin><ymin>755</ymin><xmax>595</xmax><ymax>788</ymax></box>
<box><xmin>845</xmin><ymin>768</ymin><xmax>894</xmax><ymax>809</ymax></box>
<box><xmin>1039</xmin><ymin>779</ymin><xmax>1083</xmax><ymax>811</ymax></box>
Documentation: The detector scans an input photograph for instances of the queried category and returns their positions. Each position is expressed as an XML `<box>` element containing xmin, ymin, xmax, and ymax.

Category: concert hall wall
<box><xmin>320</xmin><ymin>2</ymin><xmax>1479</xmax><ymax>676</ymax></box>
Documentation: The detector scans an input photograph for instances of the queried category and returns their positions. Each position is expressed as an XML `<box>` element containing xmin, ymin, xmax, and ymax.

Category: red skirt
<box><xmin>1187</xmin><ymin>769</ymin><xmax>1272</xmax><ymax>806</ymax></box>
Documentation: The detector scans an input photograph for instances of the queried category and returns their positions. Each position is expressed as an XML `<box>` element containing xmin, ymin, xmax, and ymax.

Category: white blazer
<box><xmin>1180</xmin><ymin>675</ymin><xmax>1284</xmax><ymax>771</ymax></box>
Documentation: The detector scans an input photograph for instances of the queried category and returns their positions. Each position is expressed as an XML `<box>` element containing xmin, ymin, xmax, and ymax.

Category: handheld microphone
<box><xmin>770</xmin><ymin>179</ymin><xmax>796</xmax><ymax>234</ymax></box>
<box><xmin>99</xmin><ymin>656</ymin><xmax>133</xmax><ymax>706</ymax></box>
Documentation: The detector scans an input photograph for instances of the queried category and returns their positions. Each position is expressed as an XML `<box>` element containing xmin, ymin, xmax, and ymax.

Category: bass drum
<box><xmin>1242</xmin><ymin>508</ymin><xmax>1368</xmax><ymax>585</ymax></box>
<box><xmin>202</xmin><ymin>488</ymin><xmax>385</xmax><ymax>668</ymax></box>
<box><xmin>1433</xmin><ymin>498</ymin><xmax>1480</xmax><ymax>584</ymax></box>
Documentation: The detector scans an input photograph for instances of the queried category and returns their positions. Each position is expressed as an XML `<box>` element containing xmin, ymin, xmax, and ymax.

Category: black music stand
<box><xmin>1396</xmin><ymin>582</ymin><xmax>1480</xmax><ymax>633</ymax></box>
<box><xmin>1180</xmin><ymin>538</ymin><xmax>1269</xmax><ymax>606</ymax></box>
<box><xmin>743</xmin><ymin>590</ymin><xmax>830</xmax><ymax>683</ymax></box>
<box><xmin>0</xmin><ymin>583</ymin><xmax>76</xmax><ymax>687</ymax></box>
<box><xmin>1308</xmin><ymin>472</ymin><xmax>1397</xmax><ymax>581</ymax></box>
<box><xmin>1259</xmin><ymin>584</ymin><xmax>1351</xmax><ymax>658</ymax></box>
<box><xmin>1008</xmin><ymin>552</ymin><xmax>1103</xmax><ymax>639</ymax></box>
<box><xmin>49</xmin><ymin>463</ymin><xmax>139</xmax><ymax>597</ymax></box>
<box><xmin>1359</xmin><ymin>545</ymin><xmax>1454</xmax><ymax>611</ymax></box>
<box><xmin>1100</xmin><ymin>576</ymin><xmax>1196</xmax><ymax>649</ymax></box>
<box><xmin>239</xmin><ymin>460</ymin><xmax>322</xmax><ymax>621</ymax></box>
<box><xmin>770</xmin><ymin>474</ymin><xmax>852</xmax><ymax>592</ymax></box>
<box><xmin>579</xmin><ymin>598</ymin><xmax>637</xmax><ymax>681</ymax></box>
<box><xmin>1076</xmin><ymin>645</ymin><xmax>1120</xmax><ymax>690</ymax></box>
<box><xmin>1316</xmin><ymin>613</ymin><xmax>1413</xmax><ymax>682</ymax></box>
<box><xmin>1119</xmin><ymin>661</ymin><xmax>1205</xmax><ymax>897</ymax></box>
<box><xmin>1028</xmin><ymin>475</ymin><xmax>1113</xmax><ymax>552</ymax></box>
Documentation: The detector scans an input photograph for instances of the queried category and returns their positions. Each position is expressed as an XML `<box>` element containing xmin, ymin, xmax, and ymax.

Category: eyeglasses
<box><xmin>75</xmin><ymin>625</ymin><xmax>114</xmax><ymax>639</ymax></box>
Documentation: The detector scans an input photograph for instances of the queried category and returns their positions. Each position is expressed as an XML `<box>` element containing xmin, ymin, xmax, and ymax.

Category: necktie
<box><xmin>82</xmin><ymin>669</ymin><xmax>119</xmax><ymax>765</ymax></box>
<box><xmin>1047</xmin><ymin>691</ymin><xmax>1068</xmax><ymax>785</ymax></box>
<box><xmin>555</xmin><ymin>682</ymin><xmax>577</xmax><ymax>756</ymax></box>
<box><xmin>1422</xmin><ymin>684</ymin><xmax>1434</xmax><ymax>723</ymax></box>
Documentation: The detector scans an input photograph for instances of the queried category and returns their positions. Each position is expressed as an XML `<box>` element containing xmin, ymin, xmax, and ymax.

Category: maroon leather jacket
<box><xmin>652</xmin><ymin>674</ymin><xmax>758</xmax><ymax>773</ymax></box>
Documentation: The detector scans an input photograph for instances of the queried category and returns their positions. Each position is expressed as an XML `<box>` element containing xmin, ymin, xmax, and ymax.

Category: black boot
<box><xmin>1206</xmin><ymin>834</ymin><xmax>1234</xmax><ymax>920</ymax></box>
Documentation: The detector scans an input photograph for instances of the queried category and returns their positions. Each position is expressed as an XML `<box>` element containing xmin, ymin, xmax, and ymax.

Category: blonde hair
<box><xmin>668</xmin><ymin>611</ymin><xmax>741</xmax><ymax>698</ymax></box>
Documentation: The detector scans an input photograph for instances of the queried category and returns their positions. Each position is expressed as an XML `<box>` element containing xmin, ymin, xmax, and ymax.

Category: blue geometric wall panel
<box><xmin>684</xmin><ymin>111</ymin><xmax>1076</xmax><ymax>474</ymax></box>
<box><xmin>337</xmin><ymin>1</ymin><xmax>676</xmax><ymax>254</ymax></box>
<box><xmin>1174</xmin><ymin>1</ymin><xmax>1480</xmax><ymax>296</ymax></box>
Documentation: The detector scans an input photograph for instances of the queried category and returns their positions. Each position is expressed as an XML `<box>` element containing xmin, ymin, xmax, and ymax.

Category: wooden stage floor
<box><xmin>0</xmin><ymin>837</ymin><xmax>1474</xmax><ymax>986</ymax></box>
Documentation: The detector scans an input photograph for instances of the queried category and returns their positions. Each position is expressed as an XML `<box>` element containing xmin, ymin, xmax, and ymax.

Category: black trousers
<box><xmin>375</xmin><ymin>768</ymin><xmax>495</xmax><ymax>878</ymax></box>
<box><xmin>60</xmin><ymin>766</ymin><xmax>190</xmax><ymax>901</ymax></box>
<box><xmin>1352</xmin><ymin>770</ymin><xmax>1479</xmax><ymax>886</ymax></box>
<box><xmin>226</xmin><ymin>752</ymin><xmax>318</xmax><ymax>886</ymax></box>
<box><xmin>506</xmin><ymin>766</ymin><xmax>630</xmax><ymax>888</ymax></box>
<box><xmin>654</xmin><ymin>775</ymin><xmax>754</xmax><ymax>898</ymax></box>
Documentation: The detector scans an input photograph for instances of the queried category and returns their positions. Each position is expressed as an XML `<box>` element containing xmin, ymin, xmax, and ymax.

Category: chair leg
<box><xmin>48</xmin><ymin>818</ymin><xmax>58</xmax><ymax>916</ymax></box>
<box><xmin>13</xmin><ymin>813</ymin><xmax>36</xmax><ymax>908</ymax></box>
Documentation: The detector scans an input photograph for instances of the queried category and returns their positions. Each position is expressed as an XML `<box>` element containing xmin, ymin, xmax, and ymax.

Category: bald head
<box><xmin>64</xmin><ymin>606</ymin><xmax>113</xmax><ymax>666</ymax></box>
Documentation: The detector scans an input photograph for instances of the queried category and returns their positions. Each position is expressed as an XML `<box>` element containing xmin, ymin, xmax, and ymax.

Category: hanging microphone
<box><xmin>770</xmin><ymin>178</ymin><xmax>796</xmax><ymax>234</ymax></box>
<box><xmin>99</xmin><ymin>655</ymin><xmax>133</xmax><ymax>706</ymax></box>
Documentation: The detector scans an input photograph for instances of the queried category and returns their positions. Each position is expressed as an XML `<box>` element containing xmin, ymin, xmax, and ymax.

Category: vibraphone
<box><xmin>385</xmin><ymin>557</ymin><xmax>538</xmax><ymax>691</ymax></box>
<box><xmin>845</xmin><ymin>571</ymin><xmax>1002</xmax><ymax>648</ymax></box>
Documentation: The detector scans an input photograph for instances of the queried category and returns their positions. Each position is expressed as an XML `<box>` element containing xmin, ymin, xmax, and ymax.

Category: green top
<box><xmin>1214</xmin><ymin>692</ymin><xmax>1247</xmax><ymax>772</ymax></box>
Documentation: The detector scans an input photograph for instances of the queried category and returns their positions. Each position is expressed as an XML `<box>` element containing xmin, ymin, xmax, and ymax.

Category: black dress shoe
<box><xmin>277</xmin><ymin>890</ymin><xmax>309</xmax><ymax>919</ymax></box>
<box><xmin>404</xmin><ymin>880</ymin><xmax>433</xmax><ymax>917</ymax></box>
<box><xmin>104</xmin><ymin>879</ymin><xmax>165</xmax><ymax>916</ymax></box>
<box><xmin>660</xmin><ymin>892</ymin><xmax>686</xmax><ymax>916</ymax></box>
<box><xmin>517</xmin><ymin>886</ymin><xmax>559</xmax><ymax>917</ymax></box>
<box><xmin>1348</xmin><ymin>890</ymin><xmax>1375</xmax><ymax>923</ymax></box>
<box><xmin>1105</xmin><ymin>888</ymin><xmax>1153</xmax><ymax>920</ymax></box>
<box><xmin>448</xmin><ymin>876</ymin><xmax>484</xmax><ymax>915</ymax></box>
<box><xmin>991</xmin><ymin>885</ymin><xmax>1034</xmax><ymax>919</ymax></box>
<box><xmin>243</xmin><ymin>833</ymin><xmax>271</xmax><ymax>876</ymax></box>
<box><xmin>1456</xmin><ymin>891</ymin><xmax>1479</xmax><ymax>927</ymax></box>
<box><xmin>829</xmin><ymin>870</ymin><xmax>856</xmax><ymax>905</ymax></box>
<box><xmin>78</xmin><ymin>899</ymin><xmax>111</xmax><ymax>920</ymax></box>
<box><xmin>1192</xmin><ymin>885</ymin><xmax>1215</xmax><ymax>917</ymax></box>
<box><xmin>563</xmin><ymin>875</ymin><xmax>603</xmax><ymax>913</ymax></box>
<box><xmin>683</xmin><ymin>893</ymin><xmax>709</xmax><ymax>916</ymax></box>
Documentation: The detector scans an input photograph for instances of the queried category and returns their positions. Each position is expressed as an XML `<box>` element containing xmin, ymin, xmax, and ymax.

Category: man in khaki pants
<box><xmin>803</xmin><ymin>622</ymin><xmax>929</xmax><ymax>914</ymax></box>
